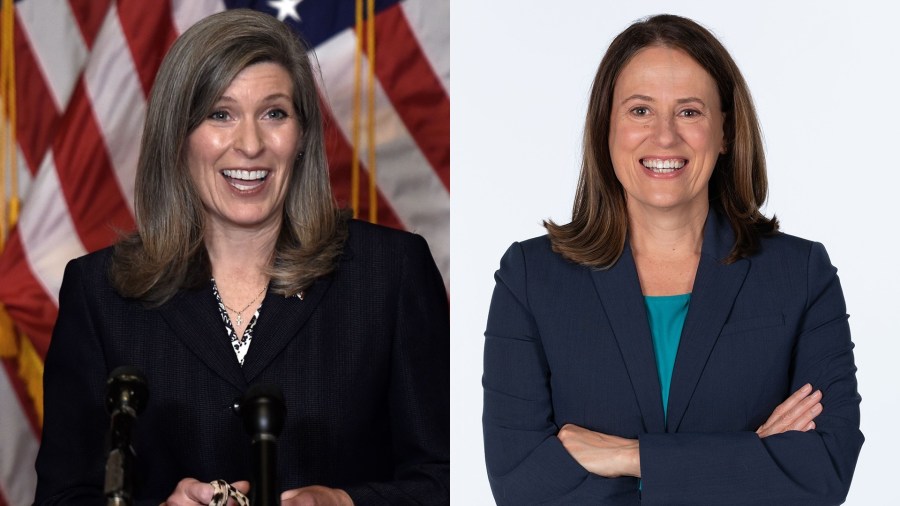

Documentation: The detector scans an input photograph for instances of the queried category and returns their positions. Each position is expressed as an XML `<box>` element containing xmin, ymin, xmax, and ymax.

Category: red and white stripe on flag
<box><xmin>0</xmin><ymin>0</ymin><xmax>448</xmax><ymax>504</ymax></box>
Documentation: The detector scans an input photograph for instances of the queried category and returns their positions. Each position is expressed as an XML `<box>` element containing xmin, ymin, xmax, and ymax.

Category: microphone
<box><xmin>103</xmin><ymin>366</ymin><xmax>148</xmax><ymax>506</ymax></box>
<box><xmin>237</xmin><ymin>383</ymin><xmax>285</xmax><ymax>506</ymax></box>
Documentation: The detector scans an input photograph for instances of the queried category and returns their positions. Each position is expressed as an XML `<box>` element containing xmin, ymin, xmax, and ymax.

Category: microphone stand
<box><xmin>104</xmin><ymin>366</ymin><xmax>148</xmax><ymax>506</ymax></box>
<box><xmin>238</xmin><ymin>384</ymin><xmax>285</xmax><ymax>506</ymax></box>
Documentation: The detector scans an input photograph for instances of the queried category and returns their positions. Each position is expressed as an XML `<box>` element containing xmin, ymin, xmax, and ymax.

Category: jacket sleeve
<box><xmin>33</xmin><ymin>258</ymin><xmax>111</xmax><ymax>505</ymax></box>
<box><xmin>639</xmin><ymin>242</ymin><xmax>863</xmax><ymax>505</ymax></box>
<box><xmin>343</xmin><ymin>233</ymin><xmax>450</xmax><ymax>506</ymax></box>
<box><xmin>482</xmin><ymin>242</ymin><xmax>640</xmax><ymax>505</ymax></box>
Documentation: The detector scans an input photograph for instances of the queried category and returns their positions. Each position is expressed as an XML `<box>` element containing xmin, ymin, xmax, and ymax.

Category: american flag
<box><xmin>0</xmin><ymin>1</ymin><xmax>449</xmax><ymax>504</ymax></box>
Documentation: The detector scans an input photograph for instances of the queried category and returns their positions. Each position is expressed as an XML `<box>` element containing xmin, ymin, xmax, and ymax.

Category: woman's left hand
<box><xmin>755</xmin><ymin>383</ymin><xmax>822</xmax><ymax>438</ymax></box>
<box><xmin>280</xmin><ymin>485</ymin><xmax>354</xmax><ymax>506</ymax></box>
<box><xmin>558</xmin><ymin>424</ymin><xmax>641</xmax><ymax>478</ymax></box>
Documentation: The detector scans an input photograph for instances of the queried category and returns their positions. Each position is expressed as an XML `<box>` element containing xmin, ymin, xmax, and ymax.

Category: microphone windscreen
<box><xmin>243</xmin><ymin>383</ymin><xmax>285</xmax><ymax>404</ymax></box>
<box><xmin>106</xmin><ymin>366</ymin><xmax>149</xmax><ymax>415</ymax></box>
<box><xmin>108</xmin><ymin>366</ymin><xmax>147</xmax><ymax>385</ymax></box>
<box><xmin>240</xmin><ymin>383</ymin><xmax>286</xmax><ymax>437</ymax></box>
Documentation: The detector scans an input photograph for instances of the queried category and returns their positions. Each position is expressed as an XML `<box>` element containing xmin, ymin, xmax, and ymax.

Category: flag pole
<box><xmin>0</xmin><ymin>0</ymin><xmax>42</xmax><ymax>427</ymax></box>
<box><xmin>366</xmin><ymin>0</ymin><xmax>377</xmax><ymax>224</ymax></box>
<box><xmin>351</xmin><ymin>0</ymin><xmax>363</xmax><ymax>219</ymax></box>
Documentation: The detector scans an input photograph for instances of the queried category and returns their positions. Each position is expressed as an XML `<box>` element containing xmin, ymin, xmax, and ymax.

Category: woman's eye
<box><xmin>680</xmin><ymin>109</ymin><xmax>701</xmax><ymax>118</ymax></box>
<box><xmin>630</xmin><ymin>106</ymin><xmax>649</xmax><ymax>116</ymax></box>
<box><xmin>208</xmin><ymin>110</ymin><xmax>230</xmax><ymax>121</ymax></box>
<box><xmin>266</xmin><ymin>109</ymin><xmax>289</xmax><ymax>120</ymax></box>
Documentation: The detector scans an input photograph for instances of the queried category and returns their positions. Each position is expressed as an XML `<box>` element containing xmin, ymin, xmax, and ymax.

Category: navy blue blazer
<box><xmin>35</xmin><ymin>220</ymin><xmax>449</xmax><ymax>505</ymax></box>
<box><xmin>483</xmin><ymin>211</ymin><xmax>863</xmax><ymax>505</ymax></box>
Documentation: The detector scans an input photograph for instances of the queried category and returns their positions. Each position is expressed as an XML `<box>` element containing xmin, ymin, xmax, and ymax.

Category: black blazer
<box><xmin>34</xmin><ymin>220</ymin><xmax>449</xmax><ymax>505</ymax></box>
<box><xmin>483</xmin><ymin>211</ymin><xmax>863</xmax><ymax>505</ymax></box>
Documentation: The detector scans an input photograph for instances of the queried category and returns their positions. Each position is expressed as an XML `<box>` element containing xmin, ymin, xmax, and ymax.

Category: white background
<box><xmin>451</xmin><ymin>1</ymin><xmax>899</xmax><ymax>504</ymax></box>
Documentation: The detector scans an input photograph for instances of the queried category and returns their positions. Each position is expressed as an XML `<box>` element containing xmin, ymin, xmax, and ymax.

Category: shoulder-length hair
<box><xmin>545</xmin><ymin>14</ymin><xmax>777</xmax><ymax>268</ymax></box>
<box><xmin>111</xmin><ymin>9</ymin><xmax>348</xmax><ymax>305</ymax></box>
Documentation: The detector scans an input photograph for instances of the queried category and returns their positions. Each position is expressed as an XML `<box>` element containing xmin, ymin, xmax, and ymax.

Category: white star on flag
<box><xmin>268</xmin><ymin>0</ymin><xmax>302</xmax><ymax>22</ymax></box>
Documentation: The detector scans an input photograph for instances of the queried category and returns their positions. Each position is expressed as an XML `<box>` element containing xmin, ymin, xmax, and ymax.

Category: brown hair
<box><xmin>545</xmin><ymin>14</ymin><xmax>777</xmax><ymax>268</ymax></box>
<box><xmin>110</xmin><ymin>9</ymin><xmax>347</xmax><ymax>305</ymax></box>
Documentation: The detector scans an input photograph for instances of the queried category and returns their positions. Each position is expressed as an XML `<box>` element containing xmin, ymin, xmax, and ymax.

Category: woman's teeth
<box><xmin>223</xmin><ymin>169</ymin><xmax>268</xmax><ymax>180</ymax></box>
<box><xmin>222</xmin><ymin>169</ymin><xmax>268</xmax><ymax>190</ymax></box>
<box><xmin>641</xmin><ymin>159</ymin><xmax>685</xmax><ymax>173</ymax></box>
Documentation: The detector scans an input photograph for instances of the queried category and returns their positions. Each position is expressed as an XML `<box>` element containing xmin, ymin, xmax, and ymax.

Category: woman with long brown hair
<box><xmin>483</xmin><ymin>14</ymin><xmax>861</xmax><ymax>505</ymax></box>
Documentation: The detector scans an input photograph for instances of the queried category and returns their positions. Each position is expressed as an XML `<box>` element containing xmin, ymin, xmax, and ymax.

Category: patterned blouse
<box><xmin>211</xmin><ymin>279</ymin><xmax>263</xmax><ymax>366</ymax></box>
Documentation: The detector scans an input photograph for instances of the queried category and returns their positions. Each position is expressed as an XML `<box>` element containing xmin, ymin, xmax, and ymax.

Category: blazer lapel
<box><xmin>666</xmin><ymin>211</ymin><xmax>749</xmax><ymax>431</ymax></box>
<box><xmin>241</xmin><ymin>273</ymin><xmax>334</xmax><ymax>383</ymax></box>
<box><xmin>592</xmin><ymin>242</ymin><xmax>666</xmax><ymax>434</ymax></box>
<box><xmin>159</xmin><ymin>283</ymin><xmax>247</xmax><ymax>391</ymax></box>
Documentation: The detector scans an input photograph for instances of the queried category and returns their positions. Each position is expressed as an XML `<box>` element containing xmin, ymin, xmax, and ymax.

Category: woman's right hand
<box><xmin>161</xmin><ymin>478</ymin><xmax>250</xmax><ymax>505</ymax></box>
<box><xmin>756</xmin><ymin>383</ymin><xmax>823</xmax><ymax>438</ymax></box>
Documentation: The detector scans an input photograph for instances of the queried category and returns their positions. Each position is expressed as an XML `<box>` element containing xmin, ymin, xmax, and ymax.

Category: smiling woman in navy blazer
<box><xmin>483</xmin><ymin>14</ymin><xmax>862</xmax><ymax>505</ymax></box>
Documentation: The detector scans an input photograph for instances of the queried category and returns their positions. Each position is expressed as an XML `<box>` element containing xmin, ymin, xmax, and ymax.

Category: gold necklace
<box><xmin>222</xmin><ymin>285</ymin><xmax>267</xmax><ymax>327</ymax></box>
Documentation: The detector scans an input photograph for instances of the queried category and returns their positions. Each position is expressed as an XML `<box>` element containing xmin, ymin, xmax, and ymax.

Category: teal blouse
<box><xmin>643</xmin><ymin>294</ymin><xmax>691</xmax><ymax>422</ymax></box>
